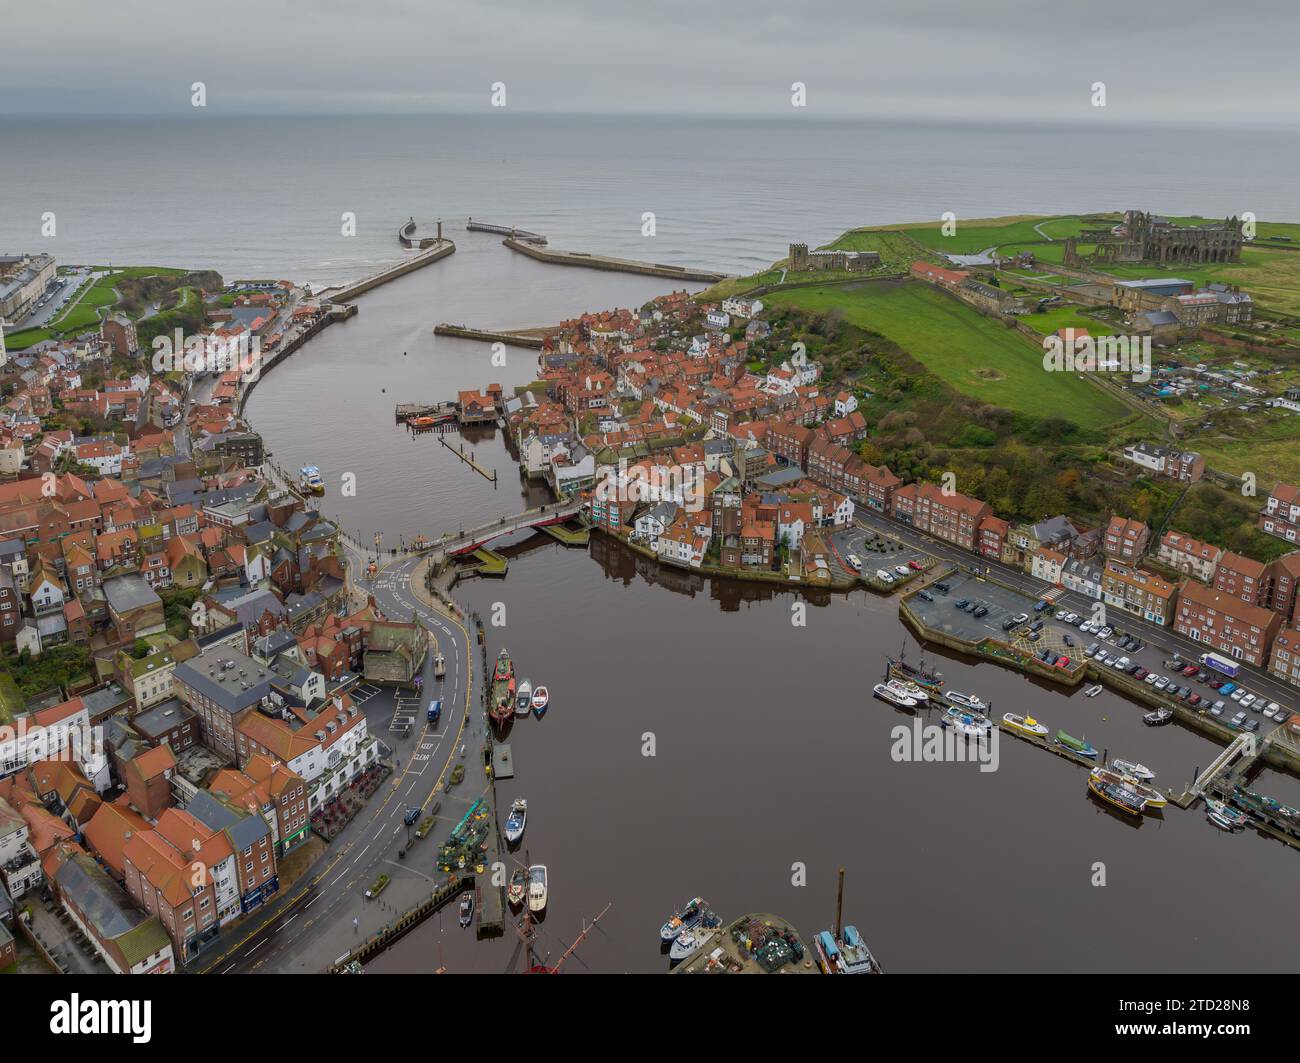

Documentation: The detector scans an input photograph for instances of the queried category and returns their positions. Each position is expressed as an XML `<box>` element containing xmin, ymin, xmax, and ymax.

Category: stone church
<box><xmin>1065</xmin><ymin>210</ymin><xmax>1243</xmax><ymax>266</ymax></box>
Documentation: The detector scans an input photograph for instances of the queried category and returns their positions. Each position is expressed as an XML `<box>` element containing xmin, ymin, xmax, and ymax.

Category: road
<box><xmin>852</xmin><ymin>507</ymin><xmax>1298</xmax><ymax>713</ymax></box>
<box><xmin>193</xmin><ymin>547</ymin><xmax>473</xmax><ymax>972</ymax></box>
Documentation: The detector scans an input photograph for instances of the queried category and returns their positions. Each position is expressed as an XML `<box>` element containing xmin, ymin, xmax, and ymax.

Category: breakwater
<box><xmin>326</xmin><ymin>238</ymin><xmax>455</xmax><ymax>302</ymax></box>
<box><xmin>466</xmin><ymin>218</ymin><xmax>546</xmax><ymax>244</ymax></box>
<box><xmin>433</xmin><ymin>323</ymin><xmax>546</xmax><ymax>348</ymax></box>
<box><xmin>502</xmin><ymin>236</ymin><xmax>728</xmax><ymax>282</ymax></box>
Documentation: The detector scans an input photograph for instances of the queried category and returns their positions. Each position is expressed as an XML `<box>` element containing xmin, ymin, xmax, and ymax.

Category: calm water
<box><xmin>8</xmin><ymin>113</ymin><xmax>1300</xmax><ymax>970</ymax></box>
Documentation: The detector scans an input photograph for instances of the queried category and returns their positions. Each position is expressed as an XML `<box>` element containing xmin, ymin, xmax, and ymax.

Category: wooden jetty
<box><xmin>438</xmin><ymin>435</ymin><xmax>497</xmax><ymax>483</ymax></box>
<box><xmin>995</xmin><ymin>716</ymin><xmax>1104</xmax><ymax>770</ymax></box>
<box><xmin>395</xmin><ymin>401</ymin><xmax>458</xmax><ymax>424</ymax></box>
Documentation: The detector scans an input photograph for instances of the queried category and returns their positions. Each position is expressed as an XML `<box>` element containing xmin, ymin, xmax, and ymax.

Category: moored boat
<box><xmin>516</xmin><ymin>678</ymin><xmax>533</xmax><ymax>717</ymax></box>
<box><xmin>459</xmin><ymin>892</ymin><xmax>475</xmax><ymax>927</ymax></box>
<box><xmin>1205</xmin><ymin>797</ymin><xmax>1247</xmax><ymax>830</ymax></box>
<box><xmin>1087</xmin><ymin>774</ymin><xmax>1146</xmax><ymax>816</ymax></box>
<box><xmin>297</xmin><ymin>465</ymin><xmax>325</xmax><ymax>496</ymax></box>
<box><xmin>527</xmin><ymin>864</ymin><xmax>548</xmax><ymax>913</ymax></box>
<box><xmin>531</xmin><ymin>685</ymin><xmax>549</xmax><ymax>717</ymax></box>
<box><xmin>1085</xmin><ymin>684</ymin><xmax>1103</xmax><ymax>698</ymax></box>
<box><xmin>1002</xmin><ymin>712</ymin><xmax>1048</xmax><ymax>738</ymax></box>
<box><xmin>508</xmin><ymin>868</ymin><xmax>528</xmax><ymax>907</ymax></box>
<box><xmin>668</xmin><ymin>929</ymin><xmax>709</xmax><ymax>962</ymax></box>
<box><xmin>1056</xmin><ymin>730</ymin><xmax>1098</xmax><ymax>758</ymax></box>
<box><xmin>887</xmin><ymin>678</ymin><xmax>929</xmax><ymax>703</ymax></box>
<box><xmin>504</xmin><ymin>798</ymin><xmax>527</xmax><ymax>844</ymax></box>
<box><xmin>1207</xmin><ymin>809</ymin><xmax>1238</xmax><ymax>832</ymax></box>
<box><xmin>940</xmin><ymin>705</ymin><xmax>992</xmax><ymax>737</ymax></box>
<box><xmin>659</xmin><ymin>897</ymin><xmax>706</xmax><ymax>943</ymax></box>
<box><xmin>887</xmin><ymin>655</ymin><xmax>944</xmax><ymax>691</ymax></box>
<box><xmin>872</xmin><ymin>682</ymin><xmax>917</xmax><ymax>708</ymax></box>
<box><xmin>944</xmin><ymin>690</ymin><xmax>988</xmax><ymax>711</ymax></box>
<box><xmin>1143</xmin><ymin>708</ymin><xmax>1173</xmax><ymax>726</ymax></box>
<box><xmin>489</xmin><ymin>649</ymin><xmax>516</xmax><ymax>723</ymax></box>
<box><xmin>1092</xmin><ymin>766</ymin><xmax>1167</xmax><ymax>810</ymax></box>
<box><xmin>814</xmin><ymin>925</ymin><xmax>881</xmax><ymax>975</ymax></box>
<box><xmin>1111</xmin><ymin>758</ymin><xmax>1154</xmax><ymax>782</ymax></box>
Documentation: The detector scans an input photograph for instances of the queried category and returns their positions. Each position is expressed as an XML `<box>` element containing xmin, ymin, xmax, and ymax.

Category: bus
<box><xmin>1198</xmin><ymin>652</ymin><xmax>1240</xmax><ymax>679</ymax></box>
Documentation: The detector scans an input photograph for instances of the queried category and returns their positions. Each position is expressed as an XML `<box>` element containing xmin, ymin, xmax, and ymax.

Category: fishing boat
<box><xmin>504</xmin><ymin>798</ymin><xmax>527</xmax><ymax>844</ymax></box>
<box><xmin>872</xmin><ymin>682</ymin><xmax>917</xmax><ymax>708</ymax></box>
<box><xmin>814</xmin><ymin>923</ymin><xmax>882</xmax><ymax>975</ymax></box>
<box><xmin>887</xmin><ymin>654</ymin><xmax>944</xmax><ymax>691</ymax></box>
<box><xmin>459</xmin><ymin>892</ymin><xmax>475</xmax><ymax>927</ymax></box>
<box><xmin>489</xmin><ymin>649</ymin><xmax>516</xmax><ymax>723</ymax></box>
<box><xmin>1205</xmin><ymin>798</ymin><xmax>1247</xmax><ymax>831</ymax></box>
<box><xmin>527</xmin><ymin>865</ymin><xmax>548</xmax><ymax>913</ymax></box>
<box><xmin>1055</xmin><ymin>730</ymin><xmax>1098</xmax><ymax>758</ymax></box>
<box><xmin>531</xmin><ymin>685</ymin><xmax>549</xmax><ymax>717</ymax></box>
<box><xmin>1111</xmin><ymin>758</ymin><xmax>1154</xmax><ymax>782</ymax></box>
<box><xmin>1092</xmin><ymin>766</ymin><xmax>1167</xmax><ymax>810</ymax></box>
<box><xmin>1207</xmin><ymin>809</ymin><xmax>1239</xmax><ymax>832</ymax></box>
<box><xmin>940</xmin><ymin>705</ymin><xmax>992</xmax><ymax>737</ymax></box>
<box><xmin>668</xmin><ymin>929</ymin><xmax>708</xmax><ymax>962</ymax></box>
<box><xmin>515</xmin><ymin>678</ymin><xmax>533</xmax><ymax>717</ymax></box>
<box><xmin>887</xmin><ymin>678</ymin><xmax>929</xmax><ymax>703</ymax></box>
<box><xmin>1143</xmin><ymin>708</ymin><xmax>1173</xmax><ymax>726</ymax></box>
<box><xmin>508</xmin><ymin>868</ymin><xmax>528</xmax><ymax>907</ymax></box>
<box><xmin>1002</xmin><ymin>713</ymin><xmax>1048</xmax><ymax>738</ymax></box>
<box><xmin>944</xmin><ymin>690</ymin><xmax>988</xmax><ymax>711</ymax></box>
<box><xmin>297</xmin><ymin>465</ymin><xmax>325</xmax><ymax>496</ymax></box>
<box><xmin>659</xmin><ymin>897</ymin><xmax>706</xmax><ymax>943</ymax></box>
<box><xmin>1087</xmin><ymin>774</ymin><xmax>1146</xmax><ymax>816</ymax></box>
<box><xmin>1085</xmin><ymin>684</ymin><xmax>1103</xmax><ymax>698</ymax></box>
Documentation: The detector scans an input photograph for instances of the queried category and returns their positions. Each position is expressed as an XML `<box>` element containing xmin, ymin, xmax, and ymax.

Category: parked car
<box><xmin>1030</xmin><ymin>619</ymin><xmax>1044</xmax><ymax>632</ymax></box>
<box><xmin>1231</xmin><ymin>711</ymin><xmax>1247</xmax><ymax>727</ymax></box>
<box><xmin>1181</xmin><ymin>664</ymin><xmax>1199</xmax><ymax>677</ymax></box>
<box><xmin>1188</xmin><ymin>693</ymin><xmax>1202</xmax><ymax>706</ymax></box>
<box><xmin>1097</xmin><ymin>626</ymin><xmax>1114</xmax><ymax>639</ymax></box>
<box><xmin>954</xmin><ymin>598</ymin><xmax>970</xmax><ymax>609</ymax></box>
<box><xmin>1244</xmin><ymin>718</ymin><xmax>1261</xmax><ymax>733</ymax></box>
<box><xmin>846</xmin><ymin>553</ymin><xmax>862</xmax><ymax>571</ymax></box>
<box><xmin>895</xmin><ymin>565</ymin><xmax>911</xmax><ymax>577</ymax></box>
<box><xmin>1230</xmin><ymin>688</ymin><xmax>1247</xmax><ymax>702</ymax></box>
<box><xmin>1219</xmin><ymin>682</ymin><xmax>1237</xmax><ymax>695</ymax></box>
<box><xmin>1133</xmin><ymin>667</ymin><xmax>1148</xmax><ymax>680</ymax></box>
<box><xmin>1209</xmin><ymin>678</ymin><xmax>1225</xmax><ymax>690</ymax></box>
<box><xmin>908</xmin><ymin>559</ymin><xmax>924</xmax><ymax>571</ymax></box>
<box><xmin>1055</xmin><ymin>608</ymin><xmax>1070</xmax><ymax>620</ymax></box>
<box><xmin>1085</xmin><ymin>642</ymin><xmax>1100</xmax><ymax>657</ymax></box>
<box><xmin>1194</xmin><ymin>669</ymin><xmax>1209</xmax><ymax>682</ymax></box>
<box><xmin>973</xmin><ymin>605</ymin><xmax>988</xmax><ymax>618</ymax></box>
<box><xmin>1056</xmin><ymin>655</ymin><xmax>1071</xmax><ymax>668</ymax></box>
<box><xmin>1113</xmin><ymin>656</ymin><xmax>1131</xmax><ymax>671</ymax></box>
<box><xmin>1011</xmin><ymin>613</ymin><xmax>1029</xmax><ymax>625</ymax></box>
<box><xmin>1144</xmin><ymin>673</ymin><xmax>1160</xmax><ymax>686</ymax></box>
<box><xmin>917</xmin><ymin>590</ymin><xmax>934</xmax><ymax>602</ymax></box>
<box><xmin>1034</xmin><ymin>600</ymin><xmax>1052</xmax><ymax>613</ymax></box>
<box><xmin>1028</xmin><ymin>631</ymin><xmax>1041</xmax><ymax>642</ymax></box>
<box><xmin>1153</xmin><ymin>677</ymin><xmax>1169</xmax><ymax>691</ymax></box>
<box><xmin>1266</xmin><ymin>701</ymin><xmax>1282</xmax><ymax>719</ymax></box>
<box><xmin>1063</xmin><ymin>634</ymin><xmax>1074</xmax><ymax>647</ymax></box>
<box><xmin>1210</xmin><ymin>701</ymin><xmax>1225</xmax><ymax>717</ymax></box>
<box><xmin>935</xmin><ymin>581</ymin><xmax>951</xmax><ymax>593</ymax></box>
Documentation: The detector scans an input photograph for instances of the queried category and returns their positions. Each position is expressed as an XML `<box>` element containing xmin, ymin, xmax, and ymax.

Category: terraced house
<box><xmin>1101</xmin><ymin>561</ymin><xmax>1177</xmax><ymax>626</ymax></box>
<box><xmin>1173</xmin><ymin>580</ymin><xmax>1281</xmax><ymax>668</ymax></box>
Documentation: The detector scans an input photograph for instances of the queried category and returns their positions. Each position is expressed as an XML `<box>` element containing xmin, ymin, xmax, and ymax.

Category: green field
<box><xmin>767</xmin><ymin>280</ymin><xmax>1132</xmax><ymax>428</ymax></box>
<box><xmin>1019</xmin><ymin>305</ymin><xmax>1119</xmax><ymax>337</ymax></box>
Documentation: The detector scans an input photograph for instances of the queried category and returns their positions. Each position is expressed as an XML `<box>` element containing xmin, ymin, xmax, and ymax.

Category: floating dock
<box><xmin>502</xmin><ymin>236</ymin><xmax>728</xmax><ymax>282</ymax></box>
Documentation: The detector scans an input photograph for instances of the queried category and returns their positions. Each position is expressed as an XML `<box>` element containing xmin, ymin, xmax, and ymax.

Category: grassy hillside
<box><xmin>767</xmin><ymin>280</ymin><xmax>1131</xmax><ymax>429</ymax></box>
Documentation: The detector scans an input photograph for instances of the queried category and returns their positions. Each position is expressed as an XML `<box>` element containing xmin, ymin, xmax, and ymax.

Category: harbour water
<box><xmin>8</xmin><ymin>112</ymin><xmax>1300</xmax><ymax>970</ymax></box>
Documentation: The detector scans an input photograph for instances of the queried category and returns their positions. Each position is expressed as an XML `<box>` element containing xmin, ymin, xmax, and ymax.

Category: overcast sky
<box><xmin>4</xmin><ymin>0</ymin><xmax>1299</xmax><ymax>124</ymax></box>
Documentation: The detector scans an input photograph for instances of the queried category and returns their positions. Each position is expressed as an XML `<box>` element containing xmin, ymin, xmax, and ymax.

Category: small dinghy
<box><xmin>1085</xmin><ymin>684</ymin><xmax>1103</xmax><ymax>698</ymax></box>
<box><xmin>531</xmin><ymin>686</ymin><xmax>549</xmax><ymax>717</ymax></box>
<box><xmin>508</xmin><ymin>868</ymin><xmax>528</xmax><ymax>908</ymax></box>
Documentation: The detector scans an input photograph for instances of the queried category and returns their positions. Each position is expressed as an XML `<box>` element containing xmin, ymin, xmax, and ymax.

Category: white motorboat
<box><xmin>504</xmin><ymin>798</ymin><xmax>527</xmax><ymax>844</ymax></box>
<box><xmin>515</xmin><ymin>678</ymin><xmax>533</xmax><ymax>717</ymax></box>
<box><xmin>945</xmin><ymin>690</ymin><xmax>988</xmax><ymax>711</ymax></box>
<box><xmin>527</xmin><ymin>864</ymin><xmax>548</xmax><ymax>913</ymax></box>
<box><xmin>1111</xmin><ymin>758</ymin><xmax>1154</xmax><ymax>782</ymax></box>
<box><xmin>873</xmin><ymin>682</ymin><xmax>917</xmax><ymax>708</ymax></box>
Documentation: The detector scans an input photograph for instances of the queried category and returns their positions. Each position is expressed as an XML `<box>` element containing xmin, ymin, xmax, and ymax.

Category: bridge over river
<box><xmin>427</xmin><ymin>498</ymin><xmax>584</xmax><ymax>564</ymax></box>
